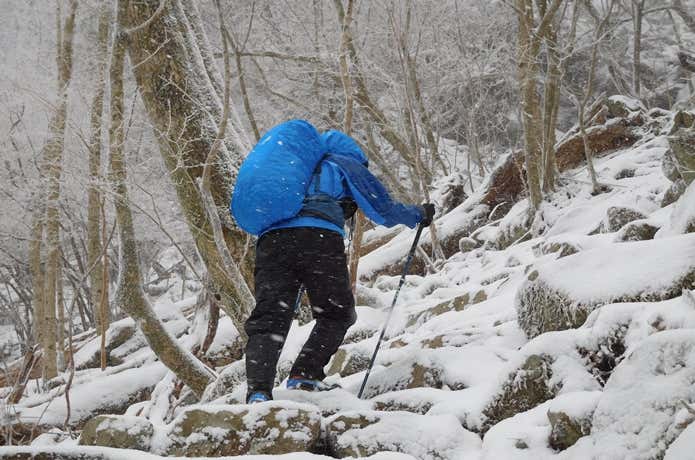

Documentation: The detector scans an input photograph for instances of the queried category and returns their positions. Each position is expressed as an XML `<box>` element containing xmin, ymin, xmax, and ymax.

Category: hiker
<box><xmin>232</xmin><ymin>121</ymin><xmax>434</xmax><ymax>404</ymax></box>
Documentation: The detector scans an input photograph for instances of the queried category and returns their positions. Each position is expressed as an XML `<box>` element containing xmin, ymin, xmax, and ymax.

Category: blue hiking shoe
<box><xmin>287</xmin><ymin>375</ymin><xmax>341</xmax><ymax>392</ymax></box>
<box><xmin>247</xmin><ymin>391</ymin><xmax>271</xmax><ymax>404</ymax></box>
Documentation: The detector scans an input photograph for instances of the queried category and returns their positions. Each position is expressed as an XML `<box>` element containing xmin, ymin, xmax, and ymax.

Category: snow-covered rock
<box><xmin>79</xmin><ymin>415</ymin><xmax>154</xmax><ymax>452</ymax></box>
<box><xmin>516</xmin><ymin>235</ymin><xmax>695</xmax><ymax>338</ymax></box>
<box><xmin>325</xmin><ymin>410</ymin><xmax>481</xmax><ymax>459</ymax></box>
<box><xmin>562</xmin><ymin>330</ymin><xmax>695</xmax><ymax>460</ymax></box>
<box><xmin>163</xmin><ymin>401</ymin><xmax>322</xmax><ymax>456</ymax></box>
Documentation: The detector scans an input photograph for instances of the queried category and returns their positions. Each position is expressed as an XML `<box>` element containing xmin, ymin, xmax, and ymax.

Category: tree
<box><xmin>513</xmin><ymin>0</ymin><xmax>563</xmax><ymax>211</ymax></box>
<box><xmin>86</xmin><ymin>1</ymin><xmax>111</xmax><ymax>346</ymax></box>
<box><xmin>119</xmin><ymin>0</ymin><xmax>255</xmax><ymax>339</ymax></box>
<box><xmin>28</xmin><ymin>0</ymin><xmax>79</xmax><ymax>381</ymax></box>
<box><xmin>107</xmin><ymin>0</ymin><xmax>215</xmax><ymax>398</ymax></box>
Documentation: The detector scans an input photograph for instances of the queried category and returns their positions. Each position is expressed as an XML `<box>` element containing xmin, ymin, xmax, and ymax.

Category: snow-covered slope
<box><xmin>3</xmin><ymin>105</ymin><xmax>695</xmax><ymax>460</ymax></box>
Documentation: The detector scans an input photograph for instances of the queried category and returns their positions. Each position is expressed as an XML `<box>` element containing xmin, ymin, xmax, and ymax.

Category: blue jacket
<box><xmin>264</xmin><ymin>155</ymin><xmax>423</xmax><ymax>236</ymax></box>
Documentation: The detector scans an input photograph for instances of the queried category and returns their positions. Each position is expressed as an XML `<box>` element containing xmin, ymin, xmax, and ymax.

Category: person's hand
<box><xmin>420</xmin><ymin>203</ymin><xmax>435</xmax><ymax>227</ymax></box>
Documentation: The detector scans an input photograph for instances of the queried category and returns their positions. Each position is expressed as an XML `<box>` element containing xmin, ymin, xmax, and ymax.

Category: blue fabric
<box><xmin>322</xmin><ymin>130</ymin><xmax>369</xmax><ymax>165</ymax></box>
<box><xmin>263</xmin><ymin>161</ymin><xmax>347</xmax><ymax>236</ymax></box>
<box><xmin>235</xmin><ymin>125</ymin><xmax>422</xmax><ymax>236</ymax></box>
<box><xmin>327</xmin><ymin>155</ymin><xmax>423</xmax><ymax>229</ymax></box>
<box><xmin>269</xmin><ymin>157</ymin><xmax>422</xmax><ymax>234</ymax></box>
<box><xmin>231</xmin><ymin>120</ymin><xmax>324</xmax><ymax>235</ymax></box>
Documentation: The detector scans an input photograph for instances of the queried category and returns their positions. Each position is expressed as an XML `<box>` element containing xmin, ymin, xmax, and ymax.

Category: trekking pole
<box><xmin>357</xmin><ymin>222</ymin><xmax>425</xmax><ymax>399</ymax></box>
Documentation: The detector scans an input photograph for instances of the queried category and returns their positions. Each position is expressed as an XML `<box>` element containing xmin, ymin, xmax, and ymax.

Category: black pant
<box><xmin>244</xmin><ymin>227</ymin><xmax>356</xmax><ymax>397</ymax></box>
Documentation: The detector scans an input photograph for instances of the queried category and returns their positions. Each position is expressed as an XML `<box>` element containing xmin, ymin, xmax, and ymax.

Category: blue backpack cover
<box><xmin>231</xmin><ymin>120</ymin><xmax>325</xmax><ymax>235</ymax></box>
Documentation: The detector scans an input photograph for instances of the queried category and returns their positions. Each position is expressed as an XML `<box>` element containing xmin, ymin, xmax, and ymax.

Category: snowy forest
<box><xmin>0</xmin><ymin>0</ymin><xmax>695</xmax><ymax>458</ymax></box>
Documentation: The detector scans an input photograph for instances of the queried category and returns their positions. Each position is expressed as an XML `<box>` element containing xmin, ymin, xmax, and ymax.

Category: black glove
<box><xmin>339</xmin><ymin>197</ymin><xmax>358</xmax><ymax>220</ymax></box>
<box><xmin>420</xmin><ymin>203</ymin><xmax>435</xmax><ymax>227</ymax></box>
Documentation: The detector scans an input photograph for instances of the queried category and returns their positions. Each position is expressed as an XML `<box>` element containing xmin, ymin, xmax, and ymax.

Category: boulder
<box><xmin>601</xmin><ymin>206</ymin><xmax>647</xmax><ymax>233</ymax></box>
<box><xmin>580</xmin><ymin>330</ymin><xmax>695</xmax><ymax>459</ymax></box>
<box><xmin>516</xmin><ymin>235</ymin><xmax>695</xmax><ymax>338</ymax></box>
<box><xmin>325</xmin><ymin>411</ymin><xmax>480</xmax><ymax>459</ymax></box>
<box><xmin>662</xmin><ymin>179</ymin><xmax>688</xmax><ymax>207</ymax></box>
<box><xmin>614</xmin><ymin>220</ymin><xmax>659</xmax><ymax>242</ymax></box>
<box><xmin>165</xmin><ymin>402</ymin><xmax>321</xmax><ymax>457</ymax></box>
<box><xmin>79</xmin><ymin>415</ymin><xmax>153</xmax><ymax>451</ymax></box>
<box><xmin>605</xmin><ymin>95</ymin><xmax>643</xmax><ymax>118</ymax></box>
<box><xmin>201</xmin><ymin>360</ymin><xmax>245</xmax><ymax>402</ymax></box>
<box><xmin>371</xmin><ymin>388</ymin><xmax>446</xmax><ymax>414</ymax></box>
<box><xmin>548</xmin><ymin>410</ymin><xmax>591</xmax><ymax>451</ymax></box>
<box><xmin>458</xmin><ymin>236</ymin><xmax>479</xmax><ymax>253</ymax></box>
<box><xmin>540</xmin><ymin>240</ymin><xmax>582</xmax><ymax>258</ymax></box>
<box><xmin>359</xmin><ymin>360</ymin><xmax>444</xmax><ymax>399</ymax></box>
<box><xmin>659</xmin><ymin>180</ymin><xmax>695</xmax><ymax>236</ymax></box>
<box><xmin>547</xmin><ymin>391</ymin><xmax>600</xmax><ymax>451</ymax></box>
<box><xmin>614</xmin><ymin>168</ymin><xmax>635</xmax><ymax>179</ymax></box>
<box><xmin>670</xmin><ymin>127</ymin><xmax>695</xmax><ymax>184</ymax></box>
<box><xmin>495</xmin><ymin>207</ymin><xmax>532</xmax><ymax>250</ymax></box>
<box><xmin>75</xmin><ymin>323</ymin><xmax>136</xmax><ymax>370</ymax></box>
<box><xmin>326</xmin><ymin>345</ymin><xmax>371</xmax><ymax>377</ymax></box>
<box><xmin>406</xmin><ymin>290</ymin><xmax>487</xmax><ymax>328</ymax></box>
<box><xmin>668</xmin><ymin>110</ymin><xmax>695</xmax><ymax>135</ymax></box>
<box><xmin>0</xmin><ymin>447</ymin><xmax>155</xmax><ymax>459</ymax></box>
<box><xmin>555</xmin><ymin>119</ymin><xmax>640</xmax><ymax>172</ymax></box>
<box><xmin>481</xmin><ymin>354</ymin><xmax>557</xmax><ymax>434</ymax></box>
<box><xmin>663</xmin><ymin>148</ymin><xmax>682</xmax><ymax>182</ymax></box>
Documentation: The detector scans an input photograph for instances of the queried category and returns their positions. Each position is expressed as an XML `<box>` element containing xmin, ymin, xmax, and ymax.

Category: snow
<box><xmin>4</xmin><ymin>106</ymin><xmax>695</xmax><ymax>459</ymax></box>
<box><xmin>532</xmin><ymin>234</ymin><xmax>695</xmax><ymax>303</ymax></box>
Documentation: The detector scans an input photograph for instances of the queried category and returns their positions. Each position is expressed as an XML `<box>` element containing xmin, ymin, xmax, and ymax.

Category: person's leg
<box><xmin>290</xmin><ymin>229</ymin><xmax>356</xmax><ymax>381</ymax></box>
<box><xmin>244</xmin><ymin>230</ymin><xmax>301</xmax><ymax>399</ymax></box>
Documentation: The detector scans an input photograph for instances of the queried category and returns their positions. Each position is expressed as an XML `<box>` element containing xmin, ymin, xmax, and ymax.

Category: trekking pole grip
<box><xmin>357</xmin><ymin>223</ymin><xmax>425</xmax><ymax>399</ymax></box>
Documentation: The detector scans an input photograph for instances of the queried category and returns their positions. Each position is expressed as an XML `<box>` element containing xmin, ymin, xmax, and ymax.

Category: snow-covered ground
<box><xmin>2</xmin><ymin>106</ymin><xmax>695</xmax><ymax>459</ymax></box>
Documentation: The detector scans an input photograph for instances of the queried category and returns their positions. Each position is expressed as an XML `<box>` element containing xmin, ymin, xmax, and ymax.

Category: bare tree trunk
<box><xmin>29</xmin><ymin>217</ymin><xmax>45</xmax><ymax>354</ymax></box>
<box><xmin>120</xmin><ymin>0</ymin><xmax>254</xmax><ymax>331</ymax></box>
<box><xmin>87</xmin><ymin>3</ymin><xmax>110</xmax><ymax>335</ymax></box>
<box><xmin>672</xmin><ymin>0</ymin><xmax>695</xmax><ymax>33</ymax></box>
<box><xmin>108</xmin><ymin>4</ymin><xmax>214</xmax><ymax>397</ymax></box>
<box><xmin>631</xmin><ymin>0</ymin><xmax>646</xmax><ymax>98</ymax></box>
<box><xmin>40</xmin><ymin>0</ymin><xmax>79</xmax><ymax>381</ymax></box>
<box><xmin>542</xmin><ymin>22</ymin><xmax>561</xmax><ymax>193</ymax></box>
<box><xmin>514</xmin><ymin>0</ymin><xmax>563</xmax><ymax>211</ymax></box>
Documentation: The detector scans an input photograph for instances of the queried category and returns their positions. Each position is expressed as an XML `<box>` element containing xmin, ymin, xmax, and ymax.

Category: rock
<box><xmin>459</xmin><ymin>237</ymin><xmax>479</xmax><ymax>253</ymax></box>
<box><xmin>659</xmin><ymin>180</ymin><xmax>695</xmax><ymax>236</ymax></box>
<box><xmin>371</xmin><ymin>388</ymin><xmax>445</xmax><ymax>414</ymax></box>
<box><xmin>584</xmin><ymin>330</ymin><xmax>695</xmax><ymax>459</ymax></box>
<box><xmin>541</xmin><ymin>240</ymin><xmax>581</xmax><ymax>258</ymax></box>
<box><xmin>406</xmin><ymin>290</ymin><xmax>487</xmax><ymax>328</ymax></box>
<box><xmin>439</xmin><ymin>172</ymin><xmax>468</xmax><ymax>213</ymax></box>
<box><xmin>75</xmin><ymin>323</ymin><xmax>136</xmax><ymax>370</ymax></box>
<box><xmin>605</xmin><ymin>95</ymin><xmax>643</xmax><ymax>118</ymax></box>
<box><xmin>663</xmin><ymin>148</ymin><xmax>682</xmax><ymax>182</ymax></box>
<box><xmin>614</xmin><ymin>220</ymin><xmax>659</xmax><ymax>242</ymax></box>
<box><xmin>481</xmin><ymin>354</ymin><xmax>557</xmax><ymax>434</ymax></box>
<box><xmin>359</xmin><ymin>360</ymin><xmax>444</xmax><ymax>399</ymax></box>
<box><xmin>496</xmin><ymin>210</ymin><xmax>532</xmax><ymax>250</ymax></box>
<box><xmin>516</xmin><ymin>236</ymin><xmax>695</xmax><ymax>338</ymax></box>
<box><xmin>614</xmin><ymin>168</ymin><xmax>635</xmax><ymax>179</ymax></box>
<box><xmin>662</xmin><ymin>179</ymin><xmax>688</xmax><ymax>207</ymax></box>
<box><xmin>670</xmin><ymin>128</ymin><xmax>695</xmax><ymax>185</ymax></box>
<box><xmin>548</xmin><ymin>411</ymin><xmax>591</xmax><ymax>451</ymax></box>
<box><xmin>325</xmin><ymin>411</ymin><xmax>480</xmax><ymax>459</ymax></box>
<box><xmin>602</xmin><ymin>206</ymin><xmax>647</xmax><ymax>233</ymax></box>
<box><xmin>202</xmin><ymin>318</ymin><xmax>244</xmax><ymax>368</ymax></box>
<box><xmin>480</xmin><ymin>151</ymin><xmax>526</xmax><ymax>218</ymax></box>
<box><xmin>201</xmin><ymin>360</ymin><xmax>246</xmax><ymax>402</ymax></box>
<box><xmin>555</xmin><ymin>119</ymin><xmax>640</xmax><ymax>172</ymax></box>
<box><xmin>668</xmin><ymin>110</ymin><xmax>695</xmax><ymax>135</ymax></box>
<box><xmin>166</xmin><ymin>402</ymin><xmax>321</xmax><ymax>457</ymax></box>
<box><xmin>326</xmin><ymin>345</ymin><xmax>371</xmax><ymax>377</ymax></box>
<box><xmin>79</xmin><ymin>415</ymin><xmax>153</xmax><ymax>451</ymax></box>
